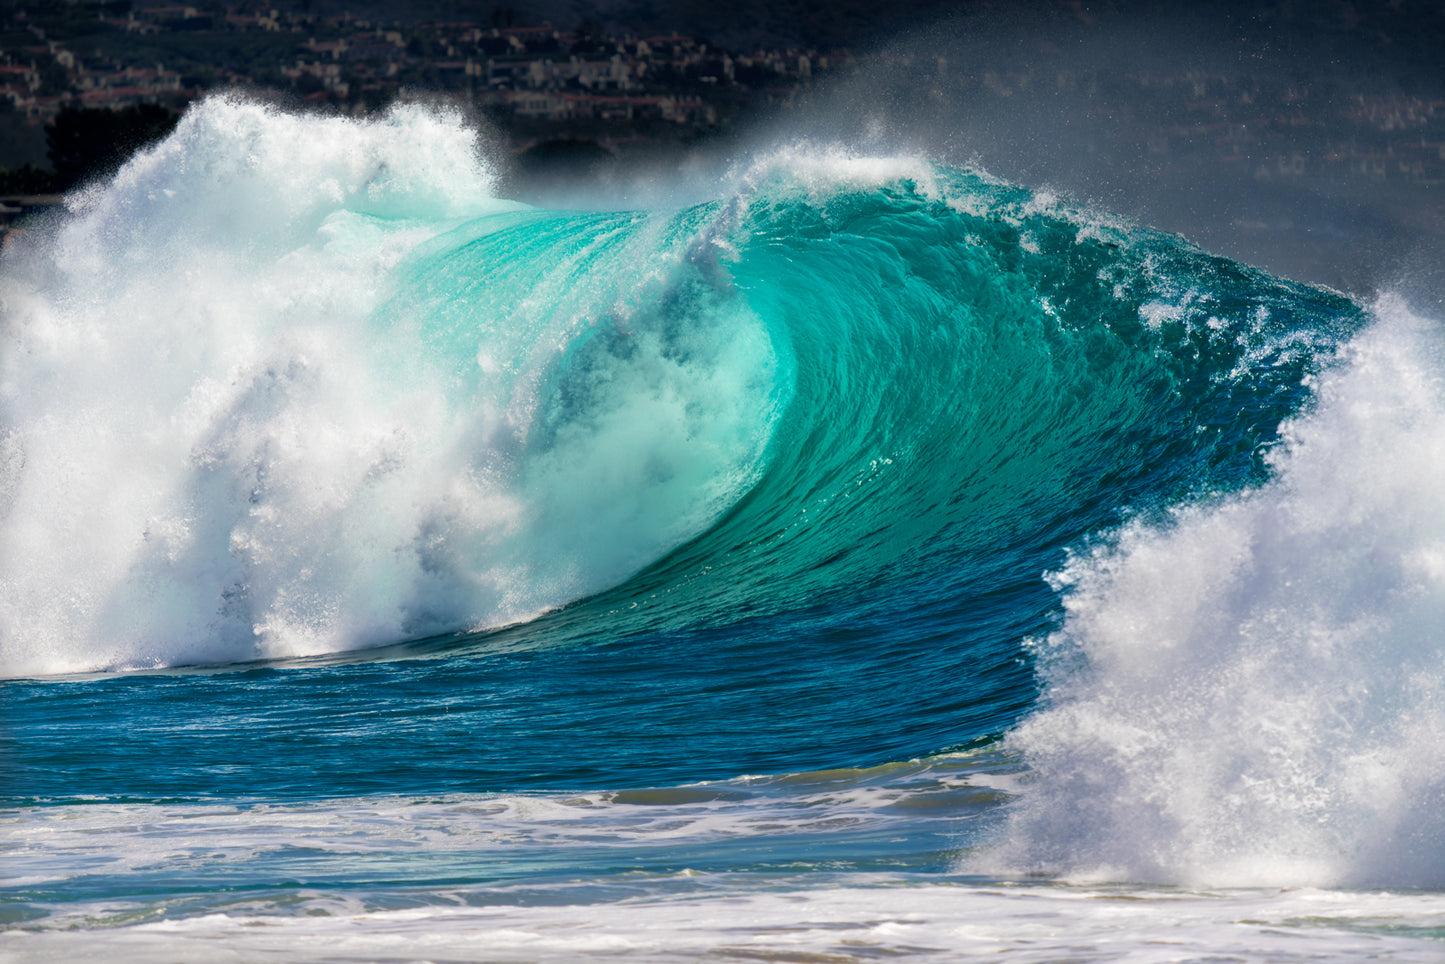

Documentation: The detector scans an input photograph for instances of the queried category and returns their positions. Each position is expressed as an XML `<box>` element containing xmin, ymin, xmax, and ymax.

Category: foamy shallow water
<box><xmin>4</xmin><ymin>765</ymin><xmax>1442</xmax><ymax>963</ymax></box>
<box><xmin>5</xmin><ymin>881</ymin><xmax>1443</xmax><ymax>963</ymax></box>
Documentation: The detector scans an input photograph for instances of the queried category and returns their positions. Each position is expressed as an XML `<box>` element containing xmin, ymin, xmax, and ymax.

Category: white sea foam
<box><xmin>4</xmin><ymin>878</ymin><xmax>1442</xmax><ymax>963</ymax></box>
<box><xmin>972</xmin><ymin>294</ymin><xmax>1445</xmax><ymax>888</ymax></box>
<box><xmin>5</xmin><ymin>759</ymin><xmax>1441</xmax><ymax>963</ymax></box>
<box><xmin>0</xmin><ymin>754</ymin><xmax>1006</xmax><ymax>887</ymax></box>
<box><xmin>0</xmin><ymin>97</ymin><xmax>777</xmax><ymax>676</ymax></box>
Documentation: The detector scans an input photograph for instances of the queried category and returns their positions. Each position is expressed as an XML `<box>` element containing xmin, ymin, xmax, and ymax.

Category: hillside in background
<box><xmin>0</xmin><ymin>0</ymin><xmax>1441</xmax><ymax>298</ymax></box>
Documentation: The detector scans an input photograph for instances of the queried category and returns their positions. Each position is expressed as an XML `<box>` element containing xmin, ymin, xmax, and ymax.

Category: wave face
<box><xmin>0</xmin><ymin>99</ymin><xmax>1353</xmax><ymax>682</ymax></box>
<box><xmin>9</xmin><ymin>97</ymin><xmax>1442</xmax><ymax>933</ymax></box>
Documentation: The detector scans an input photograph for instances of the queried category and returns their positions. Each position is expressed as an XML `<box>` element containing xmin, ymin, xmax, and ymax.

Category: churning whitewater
<box><xmin>0</xmin><ymin>97</ymin><xmax>783</xmax><ymax>674</ymax></box>
<box><xmin>2</xmin><ymin>98</ymin><xmax>1442</xmax><ymax>961</ymax></box>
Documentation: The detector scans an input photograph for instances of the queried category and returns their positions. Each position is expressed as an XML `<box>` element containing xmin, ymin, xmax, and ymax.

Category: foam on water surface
<box><xmin>2</xmin><ymin>96</ymin><xmax>1441</xmax><ymax>961</ymax></box>
<box><xmin>975</xmin><ymin>296</ymin><xmax>1445</xmax><ymax>889</ymax></box>
<box><xmin>4</xmin><ymin>880</ymin><xmax>1443</xmax><ymax>963</ymax></box>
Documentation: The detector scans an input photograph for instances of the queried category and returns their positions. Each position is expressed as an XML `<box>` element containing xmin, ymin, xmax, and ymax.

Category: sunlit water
<box><xmin>1</xmin><ymin>97</ymin><xmax>1441</xmax><ymax>962</ymax></box>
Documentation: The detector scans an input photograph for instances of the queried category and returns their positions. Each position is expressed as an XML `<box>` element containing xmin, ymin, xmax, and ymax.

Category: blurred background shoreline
<box><xmin>1</xmin><ymin>0</ymin><xmax>1441</xmax><ymax>301</ymax></box>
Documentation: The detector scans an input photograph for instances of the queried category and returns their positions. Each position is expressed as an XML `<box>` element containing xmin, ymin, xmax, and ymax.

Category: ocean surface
<box><xmin>1</xmin><ymin>97</ymin><xmax>1443</xmax><ymax>962</ymax></box>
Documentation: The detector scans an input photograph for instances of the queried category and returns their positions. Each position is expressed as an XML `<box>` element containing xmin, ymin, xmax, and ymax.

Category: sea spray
<box><xmin>973</xmin><ymin>295</ymin><xmax>1445</xmax><ymax>888</ymax></box>
<box><xmin>0</xmin><ymin>97</ymin><xmax>782</xmax><ymax>676</ymax></box>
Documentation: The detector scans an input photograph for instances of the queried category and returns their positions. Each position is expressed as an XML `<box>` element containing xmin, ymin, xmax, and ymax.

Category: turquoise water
<box><xmin>2</xmin><ymin>98</ymin><xmax>1442</xmax><ymax>961</ymax></box>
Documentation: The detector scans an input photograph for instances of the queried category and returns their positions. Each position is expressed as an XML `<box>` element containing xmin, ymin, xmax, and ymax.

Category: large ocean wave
<box><xmin>0</xmin><ymin>96</ymin><xmax>1355</xmax><ymax>677</ymax></box>
<box><xmin>2</xmin><ymin>97</ymin><xmax>1440</xmax><ymax>906</ymax></box>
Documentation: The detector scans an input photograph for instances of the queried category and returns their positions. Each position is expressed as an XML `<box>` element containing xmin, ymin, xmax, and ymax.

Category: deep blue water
<box><xmin>3</xmin><ymin>100</ymin><xmax>1442</xmax><ymax>961</ymax></box>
